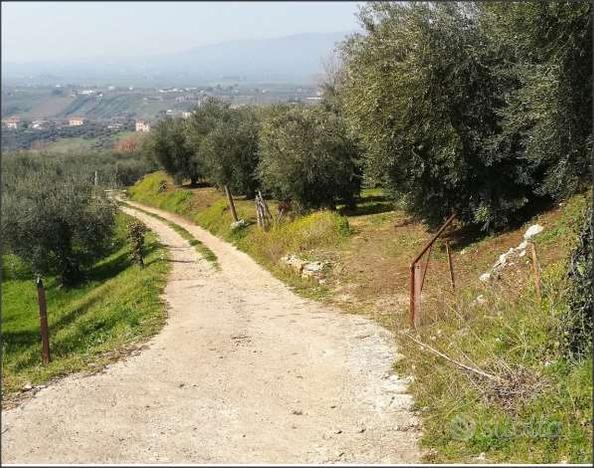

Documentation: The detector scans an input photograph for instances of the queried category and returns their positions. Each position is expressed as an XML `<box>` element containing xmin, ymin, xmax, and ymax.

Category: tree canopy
<box><xmin>146</xmin><ymin>117</ymin><xmax>199</xmax><ymax>185</ymax></box>
<box><xmin>198</xmin><ymin>105</ymin><xmax>261</xmax><ymax>198</ymax></box>
<box><xmin>1</xmin><ymin>153</ymin><xmax>116</xmax><ymax>285</ymax></box>
<box><xmin>259</xmin><ymin>105</ymin><xmax>361</xmax><ymax>211</ymax></box>
<box><xmin>337</xmin><ymin>1</ymin><xmax>591</xmax><ymax>230</ymax></box>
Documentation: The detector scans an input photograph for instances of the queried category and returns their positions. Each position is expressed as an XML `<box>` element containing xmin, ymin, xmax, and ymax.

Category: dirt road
<box><xmin>1</xmin><ymin>201</ymin><xmax>420</xmax><ymax>464</ymax></box>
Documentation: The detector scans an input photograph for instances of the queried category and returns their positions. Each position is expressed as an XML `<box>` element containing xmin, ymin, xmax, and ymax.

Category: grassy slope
<box><xmin>38</xmin><ymin>131</ymin><xmax>134</xmax><ymax>153</ymax></box>
<box><xmin>1</xmin><ymin>89</ymin><xmax>76</xmax><ymax>119</ymax></box>
<box><xmin>128</xmin><ymin>171</ymin><xmax>592</xmax><ymax>463</ymax></box>
<box><xmin>1</xmin><ymin>212</ymin><xmax>170</xmax><ymax>398</ymax></box>
<box><xmin>40</xmin><ymin>137</ymin><xmax>98</xmax><ymax>153</ymax></box>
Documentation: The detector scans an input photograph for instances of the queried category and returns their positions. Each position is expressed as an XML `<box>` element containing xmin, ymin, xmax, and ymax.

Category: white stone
<box><xmin>302</xmin><ymin>261</ymin><xmax>327</xmax><ymax>278</ymax></box>
<box><xmin>517</xmin><ymin>240</ymin><xmax>528</xmax><ymax>250</ymax></box>
<box><xmin>523</xmin><ymin>224</ymin><xmax>544</xmax><ymax>240</ymax></box>
<box><xmin>281</xmin><ymin>254</ymin><xmax>307</xmax><ymax>273</ymax></box>
<box><xmin>479</xmin><ymin>273</ymin><xmax>491</xmax><ymax>282</ymax></box>
<box><xmin>473</xmin><ymin>294</ymin><xmax>486</xmax><ymax>305</ymax></box>
<box><xmin>303</xmin><ymin>261</ymin><xmax>324</xmax><ymax>273</ymax></box>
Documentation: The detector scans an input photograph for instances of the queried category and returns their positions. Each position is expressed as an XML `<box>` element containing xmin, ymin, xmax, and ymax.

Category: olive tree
<box><xmin>199</xmin><ymin>106</ymin><xmax>260</xmax><ymax>198</ymax></box>
<box><xmin>482</xmin><ymin>1</ymin><xmax>592</xmax><ymax>202</ymax></box>
<box><xmin>339</xmin><ymin>1</ymin><xmax>591</xmax><ymax>231</ymax></box>
<box><xmin>1</xmin><ymin>153</ymin><xmax>116</xmax><ymax>286</ymax></box>
<box><xmin>145</xmin><ymin>117</ymin><xmax>199</xmax><ymax>185</ymax></box>
<box><xmin>340</xmin><ymin>2</ymin><xmax>525</xmax><ymax>230</ymax></box>
<box><xmin>258</xmin><ymin>105</ymin><xmax>361</xmax><ymax>211</ymax></box>
<box><xmin>562</xmin><ymin>204</ymin><xmax>593</xmax><ymax>360</ymax></box>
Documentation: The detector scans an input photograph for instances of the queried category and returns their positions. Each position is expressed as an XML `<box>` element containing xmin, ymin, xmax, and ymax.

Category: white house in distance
<box><xmin>3</xmin><ymin>116</ymin><xmax>20</xmax><ymax>129</ymax></box>
<box><xmin>69</xmin><ymin>116</ymin><xmax>85</xmax><ymax>126</ymax></box>
<box><xmin>31</xmin><ymin>119</ymin><xmax>48</xmax><ymax>130</ymax></box>
<box><xmin>135</xmin><ymin>120</ymin><xmax>151</xmax><ymax>132</ymax></box>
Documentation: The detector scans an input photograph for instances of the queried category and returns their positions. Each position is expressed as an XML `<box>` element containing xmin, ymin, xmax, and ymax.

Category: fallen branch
<box><xmin>400</xmin><ymin>332</ymin><xmax>504</xmax><ymax>383</ymax></box>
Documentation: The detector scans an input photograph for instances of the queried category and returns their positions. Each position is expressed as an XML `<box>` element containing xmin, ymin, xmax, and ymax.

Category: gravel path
<box><xmin>1</xmin><ymin>201</ymin><xmax>420</xmax><ymax>464</ymax></box>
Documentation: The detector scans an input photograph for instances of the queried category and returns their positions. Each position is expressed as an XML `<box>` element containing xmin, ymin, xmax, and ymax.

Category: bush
<box><xmin>562</xmin><ymin>204</ymin><xmax>593</xmax><ymax>360</ymax></box>
<box><xmin>258</xmin><ymin>105</ymin><xmax>361</xmax><ymax>211</ymax></box>
<box><xmin>127</xmin><ymin>220</ymin><xmax>148</xmax><ymax>267</ymax></box>
<box><xmin>1</xmin><ymin>153</ymin><xmax>117</xmax><ymax>286</ymax></box>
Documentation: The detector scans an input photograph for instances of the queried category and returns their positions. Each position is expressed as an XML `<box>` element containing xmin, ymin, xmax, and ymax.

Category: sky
<box><xmin>1</xmin><ymin>1</ymin><xmax>362</xmax><ymax>64</ymax></box>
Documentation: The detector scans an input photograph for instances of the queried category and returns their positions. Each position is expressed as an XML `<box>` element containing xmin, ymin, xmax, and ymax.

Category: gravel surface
<box><xmin>1</xmin><ymin>201</ymin><xmax>420</xmax><ymax>464</ymax></box>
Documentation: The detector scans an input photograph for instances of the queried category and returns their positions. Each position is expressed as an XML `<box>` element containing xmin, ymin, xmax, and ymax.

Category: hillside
<box><xmin>1</xmin><ymin>212</ymin><xmax>170</xmax><ymax>401</ymax></box>
<box><xmin>127</xmin><ymin>172</ymin><xmax>592</xmax><ymax>463</ymax></box>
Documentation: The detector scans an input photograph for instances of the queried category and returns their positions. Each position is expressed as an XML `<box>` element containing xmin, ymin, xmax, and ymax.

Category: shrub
<box><xmin>562</xmin><ymin>204</ymin><xmax>593</xmax><ymax>360</ymax></box>
<box><xmin>127</xmin><ymin>219</ymin><xmax>148</xmax><ymax>267</ymax></box>
<box><xmin>258</xmin><ymin>105</ymin><xmax>361</xmax><ymax>211</ymax></box>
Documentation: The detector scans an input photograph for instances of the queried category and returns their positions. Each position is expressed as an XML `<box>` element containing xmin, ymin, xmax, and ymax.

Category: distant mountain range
<box><xmin>2</xmin><ymin>31</ymin><xmax>354</xmax><ymax>87</ymax></box>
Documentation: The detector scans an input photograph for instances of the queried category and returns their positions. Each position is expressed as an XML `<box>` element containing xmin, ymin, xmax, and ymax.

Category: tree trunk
<box><xmin>60</xmin><ymin>257</ymin><xmax>81</xmax><ymax>287</ymax></box>
<box><xmin>224</xmin><ymin>185</ymin><xmax>239</xmax><ymax>222</ymax></box>
<box><xmin>190</xmin><ymin>177</ymin><xmax>197</xmax><ymax>187</ymax></box>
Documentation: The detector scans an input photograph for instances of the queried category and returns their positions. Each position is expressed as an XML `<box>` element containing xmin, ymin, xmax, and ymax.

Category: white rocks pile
<box><xmin>479</xmin><ymin>223</ymin><xmax>544</xmax><ymax>282</ymax></box>
<box><xmin>280</xmin><ymin>254</ymin><xmax>328</xmax><ymax>280</ymax></box>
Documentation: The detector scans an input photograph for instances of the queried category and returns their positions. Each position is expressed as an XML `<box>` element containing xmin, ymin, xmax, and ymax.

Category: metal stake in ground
<box><xmin>409</xmin><ymin>213</ymin><xmax>456</xmax><ymax>328</ymax></box>
<box><xmin>36</xmin><ymin>276</ymin><xmax>51</xmax><ymax>364</ymax></box>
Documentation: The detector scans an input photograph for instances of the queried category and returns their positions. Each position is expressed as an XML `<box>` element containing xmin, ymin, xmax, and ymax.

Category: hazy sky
<box><xmin>1</xmin><ymin>1</ymin><xmax>362</xmax><ymax>63</ymax></box>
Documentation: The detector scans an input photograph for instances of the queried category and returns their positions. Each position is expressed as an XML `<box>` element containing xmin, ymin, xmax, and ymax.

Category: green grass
<box><xmin>40</xmin><ymin>131</ymin><xmax>134</xmax><ymax>154</ymax></box>
<box><xmin>119</xmin><ymin>200</ymin><xmax>219</xmax><ymax>268</ymax></box>
<box><xmin>128</xmin><ymin>171</ymin><xmax>592</xmax><ymax>463</ymax></box>
<box><xmin>1</xmin><ymin>212</ymin><xmax>170</xmax><ymax>397</ymax></box>
<box><xmin>41</xmin><ymin>137</ymin><xmax>98</xmax><ymax>153</ymax></box>
<box><xmin>392</xmin><ymin>193</ymin><xmax>592</xmax><ymax>463</ymax></box>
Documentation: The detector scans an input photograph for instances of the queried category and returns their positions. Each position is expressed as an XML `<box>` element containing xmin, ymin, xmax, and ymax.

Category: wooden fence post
<box><xmin>529</xmin><ymin>242</ymin><xmax>542</xmax><ymax>303</ymax></box>
<box><xmin>413</xmin><ymin>263</ymin><xmax>422</xmax><ymax>328</ymax></box>
<box><xmin>409</xmin><ymin>265</ymin><xmax>415</xmax><ymax>328</ymax></box>
<box><xmin>224</xmin><ymin>185</ymin><xmax>239</xmax><ymax>222</ymax></box>
<box><xmin>259</xmin><ymin>191</ymin><xmax>273</xmax><ymax>221</ymax></box>
<box><xmin>36</xmin><ymin>276</ymin><xmax>51</xmax><ymax>365</ymax></box>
